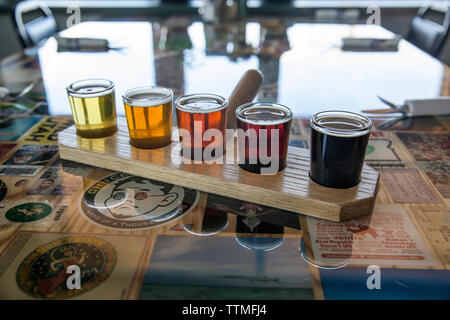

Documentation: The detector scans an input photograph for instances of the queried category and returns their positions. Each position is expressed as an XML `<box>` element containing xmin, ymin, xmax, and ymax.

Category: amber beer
<box><xmin>67</xmin><ymin>79</ymin><xmax>117</xmax><ymax>138</ymax></box>
<box><xmin>122</xmin><ymin>87</ymin><xmax>173</xmax><ymax>149</ymax></box>
<box><xmin>175</xmin><ymin>94</ymin><xmax>228</xmax><ymax>160</ymax></box>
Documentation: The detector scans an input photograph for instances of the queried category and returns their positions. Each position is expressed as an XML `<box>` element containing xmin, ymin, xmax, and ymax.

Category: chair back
<box><xmin>13</xmin><ymin>1</ymin><xmax>58</xmax><ymax>48</ymax></box>
<box><xmin>406</xmin><ymin>5</ymin><xmax>450</xmax><ymax>57</ymax></box>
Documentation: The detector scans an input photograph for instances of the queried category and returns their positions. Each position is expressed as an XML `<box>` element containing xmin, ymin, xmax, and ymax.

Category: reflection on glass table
<box><xmin>33</xmin><ymin>20</ymin><xmax>445</xmax><ymax>118</ymax></box>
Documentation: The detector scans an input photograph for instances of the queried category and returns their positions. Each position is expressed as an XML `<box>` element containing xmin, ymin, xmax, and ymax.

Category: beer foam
<box><xmin>310</xmin><ymin>111</ymin><xmax>372</xmax><ymax>137</ymax></box>
<box><xmin>67</xmin><ymin>79</ymin><xmax>114</xmax><ymax>98</ymax></box>
<box><xmin>236</xmin><ymin>103</ymin><xmax>293</xmax><ymax>125</ymax></box>
<box><xmin>175</xmin><ymin>94</ymin><xmax>228</xmax><ymax>114</ymax></box>
<box><xmin>178</xmin><ymin>102</ymin><xmax>224</xmax><ymax>113</ymax></box>
<box><xmin>122</xmin><ymin>87</ymin><xmax>172</xmax><ymax>107</ymax></box>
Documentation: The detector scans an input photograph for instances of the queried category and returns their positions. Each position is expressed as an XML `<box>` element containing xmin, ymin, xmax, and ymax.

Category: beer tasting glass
<box><xmin>309</xmin><ymin>111</ymin><xmax>372</xmax><ymax>188</ymax></box>
<box><xmin>122</xmin><ymin>86</ymin><xmax>173</xmax><ymax>149</ymax></box>
<box><xmin>236</xmin><ymin>102</ymin><xmax>293</xmax><ymax>174</ymax></box>
<box><xmin>175</xmin><ymin>93</ymin><xmax>228</xmax><ymax>160</ymax></box>
<box><xmin>67</xmin><ymin>79</ymin><xmax>117</xmax><ymax>138</ymax></box>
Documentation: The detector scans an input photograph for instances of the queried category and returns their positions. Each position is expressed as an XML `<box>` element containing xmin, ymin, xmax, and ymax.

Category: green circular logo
<box><xmin>6</xmin><ymin>203</ymin><xmax>52</xmax><ymax>222</ymax></box>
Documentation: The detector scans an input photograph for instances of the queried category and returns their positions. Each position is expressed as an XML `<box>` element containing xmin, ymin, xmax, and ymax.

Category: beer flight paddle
<box><xmin>59</xmin><ymin>70</ymin><xmax>379</xmax><ymax>222</ymax></box>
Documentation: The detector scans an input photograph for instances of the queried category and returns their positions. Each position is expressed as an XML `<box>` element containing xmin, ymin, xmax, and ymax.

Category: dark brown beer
<box><xmin>309</xmin><ymin>111</ymin><xmax>372</xmax><ymax>188</ymax></box>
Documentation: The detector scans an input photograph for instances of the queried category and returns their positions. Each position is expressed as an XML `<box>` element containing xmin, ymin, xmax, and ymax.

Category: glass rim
<box><xmin>175</xmin><ymin>93</ymin><xmax>228</xmax><ymax>114</ymax></box>
<box><xmin>66</xmin><ymin>79</ymin><xmax>115</xmax><ymax>98</ymax></box>
<box><xmin>122</xmin><ymin>86</ymin><xmax>173</xmax><ymax>107</ymax></box>
<box><xmin>235</xmin><ymin>102</ymin><xmax>293</xmax><ymax>125</ymax></box>
<box><xmin>310</xmin><ymin>110</ymin><xmax>372</xmax><ymax>137</ymax></box>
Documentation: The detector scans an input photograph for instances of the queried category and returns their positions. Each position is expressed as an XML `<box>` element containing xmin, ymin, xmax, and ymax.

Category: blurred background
<box><xmin>0</xmin><ymin>0</ymin><xmax>448</xmax><ymax>64</ymax></box>
<box><xmin>1</xmin><ymin>0</ymin><xmax>449</xmax><ymax>117</ymax></box>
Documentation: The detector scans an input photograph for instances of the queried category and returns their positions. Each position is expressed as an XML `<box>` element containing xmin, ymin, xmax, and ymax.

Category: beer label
<box><xmin>380</xmin><ymin>168</ymin><xmax>441</xmax><ymax>203</ymax></box>
<box><xmin>5</xmin><ymin>203</ymin><xmax>52</xmax><ymax>223</ymax></box>
<box><xmin>408</xmin><ymin>205</ymin><xmax>450</xmax><ymax>269</ymax></box>
<box><xmin>304</xmin><ymin>204</ymin><xmax>438</xmax><ymax>267</ymax></box>
<box><xmin>0</xmin><ymin>232</ymin><xmax>149</xmax><ymax>299</ymax></box>
<box><xmin>81</xmin><ymin>172</ymin><xmax>199</xmax><ymax>230</ymax></box>
<box><xmin>22</xmin><ymin>116</ymin><xmax>73</xmax><ymax>144</ymax></box>
<box><xmin>16</xmin><ymin>236</ymin><xmax>116</xmax><ymax>299</ymax></box>
<box><xmin>416</xmin><ymin>161</ymin><xmax>450</xmax><ymax>199</ymax></box>
<box><xmin>396</xmin><ymin>132</ymin><xmax>450</xmax><ymax>162</ymax></box>
<box><xmin>0</xmin><ymin>145</ymin><xmax>58</xmax><ymax>176</ymax></box>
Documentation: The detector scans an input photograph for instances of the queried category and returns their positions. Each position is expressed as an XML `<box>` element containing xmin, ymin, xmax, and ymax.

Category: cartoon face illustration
<box><xmin>99</xmin><ymin>176</ymin><xmax>183</xmax><ymax>220</ymax></box>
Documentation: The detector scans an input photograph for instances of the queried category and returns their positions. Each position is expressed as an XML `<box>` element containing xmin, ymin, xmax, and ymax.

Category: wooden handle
<box><xmin>226</xmin><ymin>69</ymin><xmax>264</xmax><ymax>129</ymax></box>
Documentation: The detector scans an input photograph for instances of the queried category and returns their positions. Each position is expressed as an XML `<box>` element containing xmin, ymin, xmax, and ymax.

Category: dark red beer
<box><xmin>236</xmin><ymin>102</ymin><xmax>293</xmax><ymax>174</ymax></box>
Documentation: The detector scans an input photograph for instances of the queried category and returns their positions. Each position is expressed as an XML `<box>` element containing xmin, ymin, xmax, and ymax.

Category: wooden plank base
<box><xmin>58</xmin><ymin>117</ymin><xmax>379</xmax><ymax>222</ymax></box>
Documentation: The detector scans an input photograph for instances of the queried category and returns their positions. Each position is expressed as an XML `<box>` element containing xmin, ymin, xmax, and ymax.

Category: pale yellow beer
<box><xmin>67</xmin><ymin>79</ymin><xmax>117</xmax><ymax>138</ymax></box>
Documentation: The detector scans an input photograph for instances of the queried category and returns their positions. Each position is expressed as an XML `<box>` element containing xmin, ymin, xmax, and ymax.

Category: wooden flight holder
<box><xmin>58</xmin><ymin>117</ymin><xmax>379</xmax><ymax>222</ymax></box>
<box><xmin>58</xmin><ymin>70</ymin><xmax>379</xmax><ymax>222</ymax></box>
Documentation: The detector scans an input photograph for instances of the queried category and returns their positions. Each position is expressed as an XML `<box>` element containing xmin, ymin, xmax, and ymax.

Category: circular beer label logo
<box><xmin>81</xmin><ymin>172</ymin><xmax>199</xmax><ymax>230</ymax></box>
<box><xmin>16</xmin><ymin>236</ymin><xmax>116</xmax><ymax>299</ymax></box>
<box><xmin>6</xmin><ymin>203</ymin><xmax>52</xmax><ymax>222</ymax></box>
<box><xmin>0</xmin><ymin>180</ymin><xmax>7</xmax><ymax>202</ymax></box>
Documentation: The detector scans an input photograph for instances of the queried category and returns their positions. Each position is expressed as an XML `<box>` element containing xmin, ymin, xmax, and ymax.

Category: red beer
<box><xmin>175</xmin><ymin>94</ymin><xmax>228</xmax><ymax>160</ymax></box>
